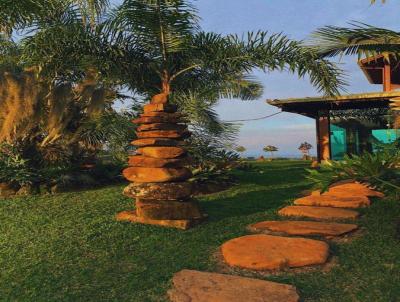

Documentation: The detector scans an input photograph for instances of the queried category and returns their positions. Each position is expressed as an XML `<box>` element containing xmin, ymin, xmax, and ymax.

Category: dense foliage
<box><xmin>307</xmin><ymin>144</ymin><xmax>400</xmax><ymax>198</ymax></box>
<box><xmin>0</xmin><ymin>0</ymin><xmax>345</xmax><ymax>195</ymax></box>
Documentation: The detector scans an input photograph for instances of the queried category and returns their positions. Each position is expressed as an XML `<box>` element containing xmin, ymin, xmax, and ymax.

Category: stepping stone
<box><xmin>279</xmin><ymin>206</ymin><xmax>359</xmax><ymax>220</ymax></box>
<box><xmin>313</xmin><ymin>182</ymin><xmax>384</xmax><ymax>198</ymax></box>
<box><xmin>168</xmin><ymin>270</ymin><xmax>300</xmax><ymax>302</ymax></box>
<box><xmin>249</xmin><ymin>220</ymin><xmax>358</xmax><ymax>237</ymax></box>
<box><xmin>221</xmin><ymin>234</ymin><xmax>329</xmax><ymax>270</ymax></box>
<box><xmin>293</xmin><ymin>195</ymin><xmax>370</xmax><ymax>208</ymax></box>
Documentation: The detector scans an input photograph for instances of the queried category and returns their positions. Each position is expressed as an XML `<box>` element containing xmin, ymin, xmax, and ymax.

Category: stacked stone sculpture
<box><xmin>116</xmin><ymin>93</ymin><xmax>204</xmax><ymax>229</ymax></box>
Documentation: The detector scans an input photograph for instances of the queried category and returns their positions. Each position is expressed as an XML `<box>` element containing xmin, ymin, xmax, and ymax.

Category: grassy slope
<box><xmin>0</xmin><ymin>160</ymin><xmax>399</xmax><ymax>302</ymax></box>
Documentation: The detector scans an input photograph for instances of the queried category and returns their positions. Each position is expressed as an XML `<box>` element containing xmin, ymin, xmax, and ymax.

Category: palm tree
<box><xmin>263</xmin><ymin>145</ymin><xmax>278</xmax><ymax>158</ymax></box>
<box><xmin>0</xmin><ymin>0</ymin><xmax>347</xmax><ymax>177</ymax></box>
<box><xmin>298</xmin><ymin>141</ymin><xmax>313</xmax><ymax>159</ymax></box>
<box><xmin>108</xmin><ymin>0</ymin><xmax>345</xmax><ymax>102</ymax></box>
<box><xmin>1</xmin><ymin>0</ymin><xmax>346</xmax><ymax>146</ymax></box>
<box><xmin>309</xmin><ymin>22</ymin><xmax>400</xmax><ymax>126</ymax></box>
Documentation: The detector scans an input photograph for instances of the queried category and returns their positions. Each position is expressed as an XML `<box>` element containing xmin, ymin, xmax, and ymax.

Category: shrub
<box><xmin>0</xmin><ymin>143</ymin><xmax>38</xmax><ymax>187</ymax></box>
<box><xmin>307</xmin><ymin>146</ymin><xmax>400</xmax><ymax>198</ymax></box>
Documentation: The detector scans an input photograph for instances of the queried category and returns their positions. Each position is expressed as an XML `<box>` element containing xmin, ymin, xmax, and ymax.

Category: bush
<box><xmin>186</xmin><ymin>136</ymin><xmax>243</xmax><ymax>191</ymax></box>
<box><xmin>0</xmin><ymin>143</ymin><xmax>38</xmax><ymax>187</ymax></box>
<box><xmin>307</xmin><ymin>146</ymin><xmax>400</xmax><ymax>198</ymax></box>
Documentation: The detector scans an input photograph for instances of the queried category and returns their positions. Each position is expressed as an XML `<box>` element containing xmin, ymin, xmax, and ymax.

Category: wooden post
<box><xmin>316</xmin><ymin>112</ymin><xmax>330</xmax><ymax>162</ymax></box>
<box><xmin>383</xmin><ymin>62</ymin><xmax>392</xmax><ymax>92</ymax></box>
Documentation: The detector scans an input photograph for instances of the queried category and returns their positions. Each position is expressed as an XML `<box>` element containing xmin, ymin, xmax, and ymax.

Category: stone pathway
<box><xmin>168</xmin><ymin>182</ymin><xmax>383</xmax><ymax>302</ymax></box>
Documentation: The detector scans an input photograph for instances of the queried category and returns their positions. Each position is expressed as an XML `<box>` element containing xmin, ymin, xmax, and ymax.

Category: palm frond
<box><xmin>309</xmin><ymin>22</ymin><xmax>400</xmax><ymax>60</ymax></box>
<box><xmin>172</xmin><ymin>91</ymin><xmax>238</xmax><ymax>142</ymax></box>
<box><xmin>185</xmin><ymin>31</ymin><xmax>346</xmax><ymax>96</ymax></box>
<box><xmin>109</xmin><ymin>0</ymin><xmax>199</xmax><ymax>62</ymax></box>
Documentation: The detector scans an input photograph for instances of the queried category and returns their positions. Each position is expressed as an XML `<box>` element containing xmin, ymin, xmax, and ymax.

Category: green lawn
<box><xmin>1</xmin><ymin>160</ymin><xmax>400</xmax><ymax>302</ymax></box>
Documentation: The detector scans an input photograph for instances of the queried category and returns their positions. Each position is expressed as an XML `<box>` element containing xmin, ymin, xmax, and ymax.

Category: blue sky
<box><xmin>113</xmin><ymin>0</ymin><xmax>400</xmax><ymax>157</ymax></box>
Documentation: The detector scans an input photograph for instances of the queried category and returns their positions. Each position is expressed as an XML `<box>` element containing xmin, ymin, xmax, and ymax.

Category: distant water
<box><xmin>241</xmin><ymin>151</ymin><xmax>317</xmax><ymax>158</ymax></box>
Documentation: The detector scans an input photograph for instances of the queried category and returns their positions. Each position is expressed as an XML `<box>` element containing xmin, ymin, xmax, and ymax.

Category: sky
<box><xmin>112</xmin><ymin>0</ymin><xmax>400</xmax><ymax>157</ymax></box>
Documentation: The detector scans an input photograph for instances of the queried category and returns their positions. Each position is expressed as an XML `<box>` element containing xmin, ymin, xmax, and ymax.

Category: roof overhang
<box><xmin>266</xmin><ymin>90</ymin><xmax>400</xmax><ymax>119</ymax></box>
<box><xmin>358</xmin><ymin>55</ymin><xmax>400</xmax><ymax>85</ymax></box>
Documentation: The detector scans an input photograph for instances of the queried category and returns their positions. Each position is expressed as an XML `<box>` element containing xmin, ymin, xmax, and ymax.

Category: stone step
<box><xmin>249</xmin><ymin>220</ymin><xmax>358</xmax><ymax>237</ymax></box>
<box><xmin>278</xmin><ymin>206</ymin><xmax>360</xmax><ymax>220</ymax></box>
<box><xmin>293</xmin><ymin>195</ymin><xmax>370</xmax><ymax>208</ymax></box>
<box><xmin>314</xmin><ymin>182</ymin><xmax>384</xmax><ymax>198</ymax></box>
<box><xmin>116</xmin><ymin>210</ymin><xmax>205</xmax><ymax>230</ymax></box>
<box><xmin>221</xmin><ymin>234</ymin><xmax>329</xmax><ymax>270</ymax></box>
<box><xmin>168</xmin><ymin>270</ymin><xmax>300</xmax><ymax>302</ymax></box>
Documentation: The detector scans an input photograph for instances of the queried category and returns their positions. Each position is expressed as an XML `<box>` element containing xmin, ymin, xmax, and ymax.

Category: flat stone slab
<box><xmin>249</xmin><ymin>220</ymin><xmax>358</xmax><ymax>237</ymax></box>
<box><xmin>123</xmin><ymin>182</ymin><xmax>193</xmax><ymax>200</ymax></box>
<box><xmin>116</xmin><ymin>211</ymin><xmax>205</xmax><ymax>230</ymax></box>
<box><xmin>122</xmin><ymin>167</ymin><xmax>191</xmax><ymax>183</ymax></box>
<box><xmin>168</xmin><ymin>270</ymin><xmax>300</xmax><ymax>302</ymax></box>
<box><xmin>221</xmin><ymin>234</ymin><xmax>329</xmax><ymax>270</ymax></box>
<box><xmin>293</xmin><ymin>195</ymin><xmax>370</xmax><ymax>208</ymax></box>
<box><xmin>279</xmin><ymin>206</ymin><xmax>360</xmax><ymax>220</ymax></box>
<box><xmin>313</xmin><ymin>182</ymin><xmax>384</xmax><ymax>198</ymax></box>
<box><xmin>136</xmin><ymin>146</ymin><xmax>186</xmax><ymax>159</ymax></box>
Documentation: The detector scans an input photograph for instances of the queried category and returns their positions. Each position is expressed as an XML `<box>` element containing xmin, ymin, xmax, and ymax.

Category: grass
<box><xmin>1</xmin><ymin>160</ymin><xmax>399</xmax><ymax>302</ymax></box>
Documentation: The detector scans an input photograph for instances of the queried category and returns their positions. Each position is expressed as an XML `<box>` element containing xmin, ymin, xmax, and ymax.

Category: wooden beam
<box><xmin>383</xmin><ymin>63</ymin><xmax>392</xmax><ymax>92</ymax></box>
<box><xmin>316</xmin><ymin>112</ymin><xmax>330</xmax><ymax>162</ymax></box>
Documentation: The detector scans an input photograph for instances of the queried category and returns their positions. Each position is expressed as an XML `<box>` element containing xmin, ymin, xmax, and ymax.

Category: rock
<box><xmin>327</xmin><ymin>182</ymin><xmax>384</xmax><ymax>198</ymax></box>
<box><xmin>278</xmin><ymin>206</ymin><xmax>360</xmax><ymax>220</ymax></box>
<box><xmin>123</xmin><ymin>167</ymin><xmax>192</xmax><ymax>183</ymax></box>
<box><xmin>136</xmin><ymin>130</ymin><xmax>191</xmax><ymax>139</ymax></box>
<box><xmin>120</xmin><ymin>95</ymin><xmax>203</xmax><ymax>229</ymax></box>
<box><xmin>131</xmin><ymin>138</ymin><xmax>181</xmax><ymax>147</ymax></box>
<box><xmin>151</xmin><ymin>93</ymin><xmax>168</xmax><ymax>104</ymax></box>
<box><xmin>136</xmin><ymin>147</ymin><xmax>186</xmax><ymax>159</ymax></box>
<box><xmin>132</xmin><ymin>116</ymin><xmax>184</xmax><ymax>124</ymax></box>
<box><xmin>168</xmin><ymin>270</ymin><xmax>300</xmax><ymax>302</ymax></box>
<box><xmin>123</xmin><ymin>182</ymin><xmax>193</xmax><ymax>200</ymax></box>
<box><xmin>137</xmin><ymin>123</ymin><xmax>186</xmax><ymax>132</ymax></box>
<box><xmin>249</xmin><ymin>220</ymin><xmax>358</xmax><ymax>237</ymax></box>
<box><xmin>0</xmin><ymin>182</ymin><xmax>17</xmax><ymax>198</ymax></box>
<box><xmin>143</xmin><ymin>103</ymin><xmax>177</xmax><ymax>113</ymax></box>
<box><xmin>128</xmin><ymin>155</ymin><xmax>187</xmax><ymax>168</ymax></box>
<box><xmin>293</xmin><ymin>195</ymin><xmax>370</xmax><ymax>208</ymax></box>
<box><xmin>221</xmin><ymin>234</ymin><xmax>329</xmax><ymax>270</ymax></box>
<box><xmin>136</xmin><ymin>199</ymin><xmax>202</xmax><ymax>220</ymax></box>
<box><xmin>15</xmin><ymin>184</ymin><xmax>38</xmax><ymax>196</ymax></box>
<box><xmin>141</xmin><ymin>111</ymin><xmax>184</xmax><ymax>118</ymax></box>
<box><xmin>116</xmin><ymin>210</ymin><xmax>204</xmax><ymax>230</ymax></box>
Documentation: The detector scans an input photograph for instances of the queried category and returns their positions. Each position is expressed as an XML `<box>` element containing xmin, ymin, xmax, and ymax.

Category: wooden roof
<box><xmin>266</xmin><ymin>90</ymin><xmax>400</xmax><ymax>118</ymax></box>
<box><xmin>358</xmin><ymin>54</ymin><xmax>400</xmax><ymax>85</ymax></box>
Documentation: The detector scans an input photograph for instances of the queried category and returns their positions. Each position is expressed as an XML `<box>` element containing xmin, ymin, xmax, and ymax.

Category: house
<box><xmin>267</xmin><ymin>55</ymin><xmax>400</xmax><ymax>161</ymax></box>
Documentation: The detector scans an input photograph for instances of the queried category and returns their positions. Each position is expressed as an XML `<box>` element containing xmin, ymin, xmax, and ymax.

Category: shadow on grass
<box><xmin>200</xmin><ymin>183</ymin><xmax>307</xmax><ymax>221</ymax></box>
